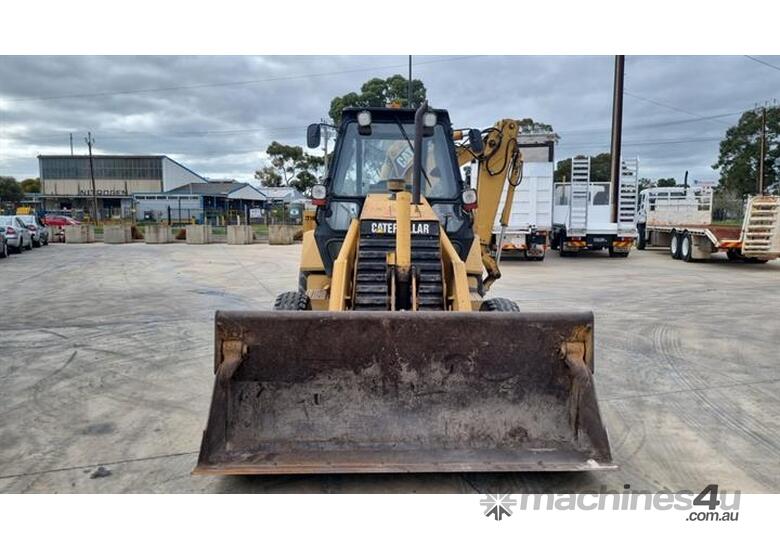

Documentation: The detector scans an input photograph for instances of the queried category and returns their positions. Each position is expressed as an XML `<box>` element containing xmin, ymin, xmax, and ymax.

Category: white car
<box><xmin>17</xmin><ymin>215</ymin><xmax>49</xmax><ymax>247</ymax></box>
<box><xmin>0</xmin><ymin>216</ymin><xmax>33</xmax><ymax>253</ymax></box>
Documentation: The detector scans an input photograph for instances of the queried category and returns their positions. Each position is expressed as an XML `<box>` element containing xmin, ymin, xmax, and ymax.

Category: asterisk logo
<box><xmin>480</xmin><ymin>494</ymin><xmax>517</xmax><ymax>521</ymax></box>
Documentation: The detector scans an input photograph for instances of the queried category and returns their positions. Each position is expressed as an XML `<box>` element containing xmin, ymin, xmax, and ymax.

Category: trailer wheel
<box><xmin>480</xmin><ymin>297</ymin><xmax>520</xmax><ymax>312</ymax></box>
<box><xmin>670</xmin><ymin>231</ymin><xmax>682</xmax><ymax>259</ymax></box>
<box><xmin>681</xmin><ymin>232</ymin><xmax>694</xmax><ymax>262</ymax></box>
<box><xmin>273</xmin><ymin>291</ymin><xmax>312</xmax><ymax>311</ymax></box>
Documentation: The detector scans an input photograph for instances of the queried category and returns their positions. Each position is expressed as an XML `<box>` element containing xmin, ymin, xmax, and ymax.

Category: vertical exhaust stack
<box><xmin>412</xmin><ymin>101</ymin><xmax>428</xmax><ymax>206</ymax></box>
<box><xmin>609</xmin><ymin>55</ymin><xmax>625</xmax><ymax>224</ymax></box>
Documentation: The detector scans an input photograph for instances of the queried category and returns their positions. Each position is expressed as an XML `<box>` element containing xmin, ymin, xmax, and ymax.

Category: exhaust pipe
<box><xmin>412</xmin><ymin>101</ymin><xmax>428</xmax><ymax>205</ymax></box>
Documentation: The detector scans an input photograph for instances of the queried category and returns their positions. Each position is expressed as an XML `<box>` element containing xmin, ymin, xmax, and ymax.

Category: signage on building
<box><xmin>249</xmin><ymin>208</ymin><xmax>264</xmax><ymax>219</ymax></box>
<box><xmin>77</xmin><ymin>189</ymin><xmax>128</xmax><ymax>196</ymax></box>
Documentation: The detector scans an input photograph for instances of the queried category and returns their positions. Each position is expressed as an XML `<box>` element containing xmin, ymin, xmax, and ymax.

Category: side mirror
<box><xmin>306</xmin><ymin>123</ymin><xmax>322</xmax><ymax>149</ymax></box>
<box><xmin>468</xmin><ymin>128</ymin><xmax>484</xmax><ymax>155</ymax></box>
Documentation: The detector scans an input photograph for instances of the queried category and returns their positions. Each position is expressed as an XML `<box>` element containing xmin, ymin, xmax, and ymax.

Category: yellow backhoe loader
<box><xmin>195</xmin><ymin>103</ymin><xmax>613</xmax><ymax>475</ymax></box>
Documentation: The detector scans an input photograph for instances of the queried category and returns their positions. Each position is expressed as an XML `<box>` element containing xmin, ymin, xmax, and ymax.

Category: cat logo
<box><xmin>369</xmin><ymin>222</ymin><xmax>432</xmax><ymax>235</ymax></box>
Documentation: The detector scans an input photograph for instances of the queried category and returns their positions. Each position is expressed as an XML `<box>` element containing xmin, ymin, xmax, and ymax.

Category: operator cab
<box><xmin>307</xmin><ymin>107</ymin><xmax>475</xmax><ymax>274</ymax></box>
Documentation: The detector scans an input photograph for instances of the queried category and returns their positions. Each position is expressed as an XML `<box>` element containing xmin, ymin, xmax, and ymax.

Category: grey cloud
<box><xmin>1</xmin><ymin>55</ymin><xmax>778</xmax><ymax>182</ymax></box>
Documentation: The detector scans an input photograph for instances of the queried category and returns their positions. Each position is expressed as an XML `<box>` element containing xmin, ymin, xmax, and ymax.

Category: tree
<box><xmin>656</xmin><ymin>177</ymin><xmax>677</xmax><ymax>187</ymax></box>
<box><xmin>0</xmin><ymin>176</ymin><xmax>24</xmax><ymax>203</ymax></box>
<box><xmin>329</xmin><ymin>75</ymin><xmax>427</xmax><ymax>124</ymax></box>
<box><xmin>638</xmin><ymin>177</ymin><xmax>653</xmax><ymax>191</ymax></box>
<box><xmin>554</xmin><ymin>153</ymin><xmax>611</xmax><ymax>182</ymax></box>
<box><xmin>255</xmin><ymin>141</ymin><xmax>325</xmax><ymax>194</ymax></box>
<box><xmin>713</xmin><ymin>106</ymin><xmax>779</xmax><ymax>196</ymax></box>
<box><xmin>518</xmin><ymin>118</ymin><xmax>554</xmax><ymax>134</ymax></box>
<box><xmin>20</xmin><ymin>178</ymin><xmax>41</xmax><ymax>193</ymax></box>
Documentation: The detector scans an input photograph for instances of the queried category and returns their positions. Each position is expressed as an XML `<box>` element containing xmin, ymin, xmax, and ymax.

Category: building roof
<box><xmin>38</xmin><ymin>154</ymin><xmax>167</xmax><ymax>160</ymax></box>
<box><xmin>256</xmin><ymin>186</ymin><xmax>305</xmax><ymax>201</ymax></box>
<box><xmin>166</xmin><ymin>182</ymin><xmax>247</xmax><ymax>196</ymax></box>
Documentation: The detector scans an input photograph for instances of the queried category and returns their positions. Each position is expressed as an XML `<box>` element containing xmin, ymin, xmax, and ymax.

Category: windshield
<box><xmin>331</xmin><ymin>122</ymin><xmax>459</xmax><ymax>199</ymax></box>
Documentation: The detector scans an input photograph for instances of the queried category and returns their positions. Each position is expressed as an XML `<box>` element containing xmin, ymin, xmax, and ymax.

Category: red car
<box><xmin>42</xmin><ymin>215</ymin><xmax>80</xmax><ymax>242</ymax></box>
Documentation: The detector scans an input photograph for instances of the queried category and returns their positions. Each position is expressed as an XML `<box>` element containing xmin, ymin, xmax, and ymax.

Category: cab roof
<box><xmin>339</xmin><ymin>106</ymin><xmax>453</xmax><ymax>127</ymax></box>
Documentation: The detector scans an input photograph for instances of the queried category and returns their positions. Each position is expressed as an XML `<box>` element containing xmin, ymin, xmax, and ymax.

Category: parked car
<box><xmin>0</xmin><ymin>227</ymin><xmax>8</xmax><ymax>258</ymax></box>
<box><xmin>43</xmin><ymin>214</ymin><xmax>80</xmax><ymax>242</ymax></box>
<box><xmin>17</xmin><ymin>215</ymin><xmax>49</xmax><ymax>247</ymax></box>
<box><xmin>0</xmin><ymin>216</ymin><xmax>33</xmax><ymax>253</ymax></box>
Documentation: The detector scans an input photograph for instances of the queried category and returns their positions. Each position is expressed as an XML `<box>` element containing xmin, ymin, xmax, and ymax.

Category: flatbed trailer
<box><xmin>639</xmin><ymin>189</ymin><xmax>780</xmax><ymax>263</ymax></box>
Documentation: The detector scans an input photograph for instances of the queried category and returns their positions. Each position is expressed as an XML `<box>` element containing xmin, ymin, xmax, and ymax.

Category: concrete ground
<box><xmin>0</xmin><ymin>242</ymin><xmax>778</xmax><ymax>494</ymax></box>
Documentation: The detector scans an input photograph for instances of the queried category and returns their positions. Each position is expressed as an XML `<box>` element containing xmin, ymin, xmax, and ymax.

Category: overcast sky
<box><xmin>0</xmin><ymin>55</ymin><xmax>778</xmax><ymax>183</ymax></box>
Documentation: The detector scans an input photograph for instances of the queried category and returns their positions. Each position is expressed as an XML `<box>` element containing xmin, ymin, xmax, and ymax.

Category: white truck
<box><xmin>550</xmin><ymin>156</ymin><xmax>638</xmax><ymax>257</ymax></box>
<box><xmin>491</xmin><ymin>139</ymin><xmax>555</xmax><ymax>260</ymax></box>
<box><xmin>637</xmin><ymin>187</ymin><xmax>780</xmax><ymax>263</ymax></box>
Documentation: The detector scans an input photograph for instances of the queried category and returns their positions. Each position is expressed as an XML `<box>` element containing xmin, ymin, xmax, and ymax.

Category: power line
<box><xmin>624</xmin><ymin>90</ymin><xmax>733</xmax><ymax>128</ymax></box>
<box><xmin>745</xmin><ymin>55</ymin><xmax>780</xmax><ymax>73</ymax></box>
<box><xmin>3</xmin><ymin>56</ymin><xmax>479</xmax><ymax>103</ymax></box>
<box><xmin>5</xmin><ymin>107</ymin><xmax>746</xmax><ymax>143</ymax></box>
<box><xmin>557</xmin><ymin>136</ymin><xmax>723</xmax><ymax>150</ymax></box>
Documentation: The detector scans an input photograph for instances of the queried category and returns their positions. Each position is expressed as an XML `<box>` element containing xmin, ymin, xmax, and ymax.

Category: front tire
<box><xmin>480</xmin><ymin>297</ymin><xmax>520</xmax><ymax>312</ymax></box>
<box><xmin>273</xmin><ymin>291</ymin><xmax>311</xmax><ymax>311</ymax></box>
<box><xmin>670</xmin><ymin>231</ymin><xmax>682</xmax><ymax>259</ymax></box>
<box><xmin>637</xmin><ymin>224</ymin><xmax>647</xmax><ymax>250</ymax></box>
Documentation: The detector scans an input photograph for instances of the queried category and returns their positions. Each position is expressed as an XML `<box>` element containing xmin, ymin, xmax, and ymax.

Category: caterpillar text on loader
<box><xmin>195</xmin><ymin>103</ymin><xmax>614</xmax><ymax>475</ymax></box>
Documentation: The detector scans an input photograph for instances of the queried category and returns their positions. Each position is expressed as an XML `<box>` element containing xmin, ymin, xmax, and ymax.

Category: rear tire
<box><xmin>727</xmin><ymin>249</ymin><xmax>742</xmax><ymax>262</ymax></box>
<box><xmin>273</xmin><ymin>291</ymin><xmax>311</xmax><ymax>311</ymax></box>
<box><xmin>480</xmin><ymin>297</ymin><xmax>520</xmax><ymax>312</ymax></box>
<box><xmin>670</xmin><ymin>231</ymin><xmax>682</xmax><ymax>259</ymax></box>
<box><xmin>681</xmin><ymin>232</ymin><xmax>693</xmax><ymax>262</ymax></box>
<box><xmin>608</xmin><ymin>245</ymin><xmax>629</xmax><ymax>258</ymax></box>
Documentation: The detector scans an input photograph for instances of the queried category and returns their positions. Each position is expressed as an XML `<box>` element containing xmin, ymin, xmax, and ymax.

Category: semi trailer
<box><xmin>637</xmin><ymin>187</ymin><xmax>780</xmax><ymax>263</ymax></box>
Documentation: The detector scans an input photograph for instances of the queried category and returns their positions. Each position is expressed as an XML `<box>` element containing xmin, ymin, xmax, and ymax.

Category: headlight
<box><xmin>462</xmin><ymin>188</ymin><xmax>477</xmax><ymax>211</ymax></box>
<box><xmin>311</xmin><ymin>184</ymin><xmax>327</xmax><ymax>206</ymax></box>
<box><xmin>357</xmin><ymin>111</ymin><xmax>372</xmax><ymax>127</ymax></box>
<box><xmin>423</xmin><ymin>112</ymin><xmax>437</xmax><ymax>128</ymax></box>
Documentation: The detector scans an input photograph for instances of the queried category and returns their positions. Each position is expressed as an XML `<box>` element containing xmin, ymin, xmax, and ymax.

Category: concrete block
<box><xmin>103</xmin><ymin>224</ymin><xmax>131</xmax><ymax>244</ymax></box>
<box><xmin>144</xmin><ymin>225</ymin><xmax>173</xmax><ymax>244</ymax></box>
<box><xmin>186</xmin><ymin>224</ymin><xmax>213</xmax><ymax>244</ymax></box>
<box><xmin>64</xmin><ymin>225</ymin><xmax>95</xmax><ymax>243</ymax></box>
<box><xmin>268</xmin><ymin>224</ymin><xmax>298</xmax><ymax>245</ymax></box>
<box><xmin>227</xmin><ymin>225</ymin><xmax>254</xmax><ymax>245</ymax></box>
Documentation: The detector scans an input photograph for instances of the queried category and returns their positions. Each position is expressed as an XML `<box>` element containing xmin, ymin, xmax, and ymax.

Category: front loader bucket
<box><xmin>194</xmin><ymin>311</ymin><xmax>614</xmax><ymax>475</ymax></box>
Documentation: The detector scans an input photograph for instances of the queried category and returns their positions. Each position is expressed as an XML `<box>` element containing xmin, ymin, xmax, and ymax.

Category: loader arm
<box><xmin>457</xmin><ymin>119</ymin><xmax>523</xmax><ymax>292</ymax></box>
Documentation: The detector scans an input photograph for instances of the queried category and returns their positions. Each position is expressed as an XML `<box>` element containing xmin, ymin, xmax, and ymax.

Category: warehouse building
<box><xmin>38</xmin><ymin>155</ymin><xmax>208</xmax><ymax>219</ymax></box>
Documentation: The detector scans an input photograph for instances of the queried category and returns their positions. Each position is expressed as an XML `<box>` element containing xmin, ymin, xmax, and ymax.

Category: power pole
<box><xmin>85</xmin><ymin>132</ymin><xmax>98</xmax><ymax>224</ymax></box>
<box><xmin>758</xmin><ymin>105</ymin><xmax>766</xmax><ymax>194</ymax></box>
<box><xmin>69</xmin><ymin>133</ymin><xmax>74</xmax><ymax>156</ymax></box>
<box><xmin>407</xmin><ymin>55</ymin><xmax>412</xmax><ymax>108</ymax></box>
<box><xmin>609</xmin><ymin>55</ymin><xmax>625</xmax><ymax>223</ymax></box>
